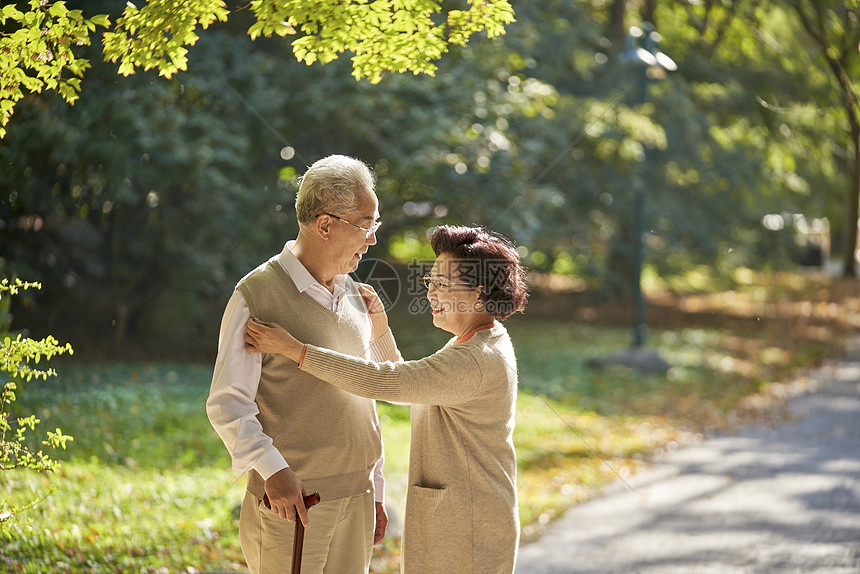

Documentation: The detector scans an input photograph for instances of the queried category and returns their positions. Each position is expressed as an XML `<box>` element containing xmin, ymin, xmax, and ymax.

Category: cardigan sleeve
<box><xmin>300</xmin><ymin>342</ymin><xmax>483</xmax><ymax>406</ymax></box>
<box><xmin>368</xmin><ymin>328</ymin><xmax>403</xmax><ymax>363</ymax></box>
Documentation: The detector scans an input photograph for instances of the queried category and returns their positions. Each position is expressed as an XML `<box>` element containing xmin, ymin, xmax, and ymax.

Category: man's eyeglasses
<box><xmin>319</xmin><ymin>212</ymin><xmax>381</xmax><ymax>238</ymax></box>
<box><xmin>422</xmin><ymin>275</ymin><xmax>474</xmax><ymax>290</ymax></box>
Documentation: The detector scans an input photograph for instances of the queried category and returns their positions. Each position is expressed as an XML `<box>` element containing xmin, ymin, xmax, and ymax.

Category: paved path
<box><xmin>516</xmin><ymin>341</ymin><xmax>860</xmax><ymax>574</ymax></box>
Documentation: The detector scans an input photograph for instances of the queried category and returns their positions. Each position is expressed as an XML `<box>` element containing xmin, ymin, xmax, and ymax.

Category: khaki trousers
<box><xmin>239</xmin><ymin>490</ymin><xmax>375</xmax><ymax>574</ymax></box>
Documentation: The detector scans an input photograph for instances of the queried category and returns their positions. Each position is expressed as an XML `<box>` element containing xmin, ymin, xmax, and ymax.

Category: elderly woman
<box><xmin>245</xmin><ymin>225</ymin><xmax>528</xmax><ymax>573</ymax></box>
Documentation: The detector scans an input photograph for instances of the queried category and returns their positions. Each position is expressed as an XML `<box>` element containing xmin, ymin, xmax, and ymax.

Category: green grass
<box><xmin>1</xmin><ymin>364</ymin><xmax>246</xmax><ymax>573</ymax></box>
<box><xmin>1</xmin><ymin>287</ymin><xmax>846</xmax><ymax>573</ymax></box>
<box><xmin>2</xmin><ymin>465</ymin><xmax>245</xmax><ymax>573</ymax></box>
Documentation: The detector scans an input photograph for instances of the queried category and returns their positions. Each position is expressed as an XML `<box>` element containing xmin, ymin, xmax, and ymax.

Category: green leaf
<box><xmin>48</xmin><ymin>2</ymin><xmax>69</xmax><ymax>19</ymax></box>
<box><xmin>248</xmin><ymin>19</ymin><xmax>264</xmax><ymax>39</ymax></box>
<box><xmin>90</xmin><ymin>14</ymin><xmax>110</xmax><ymax>28</ymax></box>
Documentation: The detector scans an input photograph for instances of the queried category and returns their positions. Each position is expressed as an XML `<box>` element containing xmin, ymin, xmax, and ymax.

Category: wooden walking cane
<box><xmin>262</xmin><ymin>491</ymin><xmax>322</xmax><ymax>574</ymax></box>
<box><xmin>291</xmin><ymin>492</ymin><xmax>321</xmax><ymax>574</ymax></box>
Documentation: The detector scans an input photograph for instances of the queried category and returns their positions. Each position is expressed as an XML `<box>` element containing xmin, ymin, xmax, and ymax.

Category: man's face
<box><xmin>328</xmin><ymin>190</ymin><xmax>380</xmax><ymax>276</ymax></box>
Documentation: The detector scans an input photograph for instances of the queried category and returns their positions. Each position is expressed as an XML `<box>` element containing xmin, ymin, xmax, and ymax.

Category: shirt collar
<box><xmin>278</xmin><ymin>240</ymin><xmax>348</xmax><ymax>297</ymax></box>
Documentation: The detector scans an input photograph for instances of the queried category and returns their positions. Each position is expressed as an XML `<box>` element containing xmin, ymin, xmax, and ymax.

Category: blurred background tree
<box><xmin>782</xmin><ymin>0</ymin><xmax>859</xmax><ymax>276</ymax></box>
<box><xmin>1</xmin><ymin>0</ymin><xmax>857</xmax><ymax>359</ymax></box>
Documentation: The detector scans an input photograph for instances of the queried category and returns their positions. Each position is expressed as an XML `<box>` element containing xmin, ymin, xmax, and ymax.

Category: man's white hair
<box><xmin>295</xmin><ymin>155</ymin><xmax>375</xmax><ymax>227</ymax></box>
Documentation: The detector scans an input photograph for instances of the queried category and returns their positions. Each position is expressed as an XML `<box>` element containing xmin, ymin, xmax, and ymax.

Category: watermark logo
<box><xmin>351</xmin><ymin>258</ymin><xmax>403</xmax><ymax>311</ymax></box>
<box><xmin>352</xmin><ymin>257</ymin><xmax>514</xmax><ymax>316</ymax></box>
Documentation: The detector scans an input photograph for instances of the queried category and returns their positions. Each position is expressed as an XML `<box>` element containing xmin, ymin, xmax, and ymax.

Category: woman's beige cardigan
<box><xmin>300</xmin><ymin>321</ymin><xmax>519</xmax><ymax>573</ymax></box>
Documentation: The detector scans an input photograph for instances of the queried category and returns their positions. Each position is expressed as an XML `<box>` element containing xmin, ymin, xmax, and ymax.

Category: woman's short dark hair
<box><xmin>429</xmin><ymin>225</ymin><xmax>528</xmax><ymax>320</ymax></box>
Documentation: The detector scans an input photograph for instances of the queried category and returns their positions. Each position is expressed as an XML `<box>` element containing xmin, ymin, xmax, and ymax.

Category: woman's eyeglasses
<box><xmin>422</xmin><ymin>275</ymin><xmax>473</xmax><ymax>290</ymax></box>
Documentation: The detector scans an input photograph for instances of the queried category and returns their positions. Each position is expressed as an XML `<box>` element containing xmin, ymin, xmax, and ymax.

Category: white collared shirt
<box><xmin>206</xmin><ymin>241</ymin><xmax>385</xmax><ymax>502</ymax></box>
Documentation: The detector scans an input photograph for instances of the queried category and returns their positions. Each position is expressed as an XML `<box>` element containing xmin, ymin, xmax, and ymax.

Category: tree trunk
<box><xmin>843</xmin><ymin>115</ymin><xmax>860</xmax><ymax>277</ymax></box>
<box><xmin>642</xmin><ymin>0</ymin><xmax>657</xmax><ymax>26</ymax></box>
<box><xmin>608</xmin><ymin>0</ymin><xmax>626</xmax><ymax>42</ymax></box>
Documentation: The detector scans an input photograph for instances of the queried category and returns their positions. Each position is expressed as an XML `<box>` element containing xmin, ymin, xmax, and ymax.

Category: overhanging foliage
<box><xmin>0</xmin><ymin>0</ymin><xmax>515</xmax><ymax>137</ymax></box>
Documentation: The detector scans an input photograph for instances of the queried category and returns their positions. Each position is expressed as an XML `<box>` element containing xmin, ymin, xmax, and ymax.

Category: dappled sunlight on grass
<box><xmin>650</xmin><ymin>268</ymin><xmax>860</xmax><ymax>333</ymax></box>
<box><xmin>2</xmin><ymin>463</ymin><xmax>246</xmax><ymax>573</ymax></box>
<box><xmin>1</xmin><ymin>364</ymin><xmax>248</xmax><ymax>573</ymax></box>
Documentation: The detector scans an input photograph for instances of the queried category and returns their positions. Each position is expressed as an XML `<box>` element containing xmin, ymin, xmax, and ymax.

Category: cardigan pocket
<box><xmin>404</xmin><ymin>485</ymin><xmax>470</xmax><ymax>572</ymax></box>
<box><xmin>409</xmin><ymin>485</ymin><xmax>450</xmax><ymax>500</ymax></box>
<box><xmin>407</xmin><ymin>485</ymin><xmax>452</xmax><ymax>521</ymax></box>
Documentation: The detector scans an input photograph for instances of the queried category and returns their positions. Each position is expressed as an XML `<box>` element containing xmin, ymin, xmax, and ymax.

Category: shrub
<box><xmin>0</xmin><ymin>278</ymin><xmax>74</xmax><ymax>524</ymax></box>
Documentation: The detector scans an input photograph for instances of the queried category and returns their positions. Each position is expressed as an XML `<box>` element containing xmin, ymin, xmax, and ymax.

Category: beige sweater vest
<box><xmin>237</xmin><ymin>257</ymin><xmax>382</xmax><ymax>502</ymax></box>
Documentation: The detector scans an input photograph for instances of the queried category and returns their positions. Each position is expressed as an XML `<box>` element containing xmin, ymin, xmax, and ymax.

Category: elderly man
<box><xmin>207</xmin><ymin>155</ymin><xmax>397</xmax><ymax>573</ymax></box>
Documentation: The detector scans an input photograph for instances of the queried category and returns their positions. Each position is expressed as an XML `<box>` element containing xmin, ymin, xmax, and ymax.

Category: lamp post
<box><xmin>619</xmin><ymin>23</ymin><xmax>676</xmax><ymax>349</ymax></box>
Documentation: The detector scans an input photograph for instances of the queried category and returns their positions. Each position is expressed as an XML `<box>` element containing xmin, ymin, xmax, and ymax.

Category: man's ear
<box><xmin>315</xmin><ymin>214</ymin><xmax>333</xmax><ymax>239</ymax></box>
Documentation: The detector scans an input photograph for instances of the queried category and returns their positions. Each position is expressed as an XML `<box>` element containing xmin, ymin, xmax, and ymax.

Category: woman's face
<box><xmin>425</xmin><ymin>253</ymin><xmax>484</xmax><ymax>337</ymax></box>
